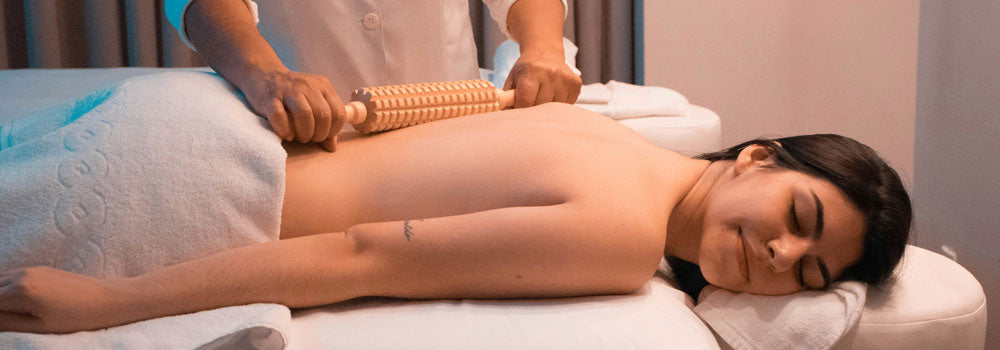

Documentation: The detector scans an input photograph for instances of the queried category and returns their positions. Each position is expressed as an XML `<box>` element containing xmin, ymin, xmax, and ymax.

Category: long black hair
<box><xmin>670</xmin><ymin>134</ymin><xmax>912</xmax><ymax>297</ymax></box>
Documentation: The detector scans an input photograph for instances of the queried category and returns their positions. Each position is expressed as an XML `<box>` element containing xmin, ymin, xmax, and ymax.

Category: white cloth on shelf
<box><xmin>575</xmin><ymin>82</ymin><xmax>613</xmax><ymax>104</ymax></box>
<box><xmin>575</xmin><ymin>80</ymin><xmax>689</xmax><ymax>120</ymax></box>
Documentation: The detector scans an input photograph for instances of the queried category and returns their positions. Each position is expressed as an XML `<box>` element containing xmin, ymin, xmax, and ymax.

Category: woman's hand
<box><xmin>0</xmin><ymin>266</ymin><xmax>129</xmax><ymax>334</ymax></box>
<box><xmin>240</xmin><ymin>69</ymin><xmax>347</xmax><ymax>152</ymax></box>
<box><xmin>504</xmin><ymin>51</ymin><xmax>582</xmax><ymax>109</ymax></box>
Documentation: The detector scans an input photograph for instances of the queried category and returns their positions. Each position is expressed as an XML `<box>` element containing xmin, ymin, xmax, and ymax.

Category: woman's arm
<box><xmin>0</xmin><ymin>203</ymin><xmax>657</xmax><ymax>333</ymax></box>
<box><xmin>0</xmin><ymin>232</ymin><xmax>368</xmax><ymax>334</ymax></box>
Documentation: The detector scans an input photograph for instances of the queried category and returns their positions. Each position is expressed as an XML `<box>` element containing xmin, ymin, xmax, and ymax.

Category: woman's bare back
<box><xmin>281</xmin><ymin>103</ymin><xmax>696</xmax><ymax>240</ymax></box>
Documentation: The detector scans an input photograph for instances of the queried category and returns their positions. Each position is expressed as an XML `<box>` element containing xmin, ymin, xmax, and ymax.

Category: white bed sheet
<box><xmin>289</xmin><ymin>268</ymin><xmax>717</xmax><ymax>350</ymax></box>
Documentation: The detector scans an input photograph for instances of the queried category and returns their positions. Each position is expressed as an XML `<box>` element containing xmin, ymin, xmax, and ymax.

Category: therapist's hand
<box><xmin>240</xmin><ymin>69</ymin><xmax>347</xmax><ymax>152</ymax></box>
<box><xmin>502</xmin><ymin>0</ymin><xmax>581</xmax><ymax>108</ymax></box>
<box><xmin>184</xmin><ymin>0</ymin><xmax>344</xmax><ymax>152</ymax></box>
<box><xmin>504</xmin><ymin>51</ymin><xmax>582</xmax><ymax>109</ymax></box>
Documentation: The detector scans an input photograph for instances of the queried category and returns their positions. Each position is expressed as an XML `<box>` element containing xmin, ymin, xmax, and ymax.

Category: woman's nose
<box><xmin>766</xmin><ymin>235</ymin><xmax>811</xmax><ymax>272</ymax></box>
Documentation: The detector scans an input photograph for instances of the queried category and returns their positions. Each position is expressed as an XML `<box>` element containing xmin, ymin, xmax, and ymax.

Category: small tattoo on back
<box><xmin>403</xmin><ymin>220</ymin><xmax>414</xmax><ymax>241</ymax></box>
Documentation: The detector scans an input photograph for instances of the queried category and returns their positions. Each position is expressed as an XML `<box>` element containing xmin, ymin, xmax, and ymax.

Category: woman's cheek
<box><xmin>698</xmin><ymin>237</ymin><xmax>738</xmax><ymax>288</ymax></box>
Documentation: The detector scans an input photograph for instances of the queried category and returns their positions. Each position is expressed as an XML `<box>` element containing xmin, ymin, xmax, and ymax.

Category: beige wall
<box><xmin>644</xmin><ymin>2</ymin><xmax>999</xmax><ymax>347</ymax></box>
<box><xmin>914</xmin><ymin>1</ymin><xmax>1000</xmax><ymax>348</ymax></box>
<box><xmin>643</xmin><ymin>1</ymin><xmax>919</xmax><ymax>183</ymax></box>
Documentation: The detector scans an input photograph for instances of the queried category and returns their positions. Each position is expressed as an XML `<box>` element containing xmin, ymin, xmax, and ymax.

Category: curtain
<box><xmin>470</xmin><ymin>0</ymin><xmax>634</xmax><ymax>84</ymax></box>
<box><xmin>0</xmin><ymin>0</ymin><xmax>201</xmax><ymax>69</ymax></box>
<box><xmin>1</xmin><ymin>0</ymin><xmax>633</xmax><ymax>83</ymax></box>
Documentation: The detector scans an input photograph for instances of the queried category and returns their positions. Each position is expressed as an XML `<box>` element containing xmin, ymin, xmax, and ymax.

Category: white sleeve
<box><xmin>482</xmin><ymin>0</ymin><xmax>568</xmax><ymax>37</ymax></box>
<box><xmin>164</xmin><ymin>0</ymin><xmax>260</xmax><ymax>52</ymax></box>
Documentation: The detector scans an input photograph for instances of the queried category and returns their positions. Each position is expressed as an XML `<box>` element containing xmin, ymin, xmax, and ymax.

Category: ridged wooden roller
<box><xmin>343</xmin><ymin>79</ymin><xmax>516</xmax><ymax>134</ymax></box>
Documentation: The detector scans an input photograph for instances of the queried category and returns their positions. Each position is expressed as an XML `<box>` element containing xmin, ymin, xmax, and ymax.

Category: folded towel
<box><xmin>575</xmin><ymin>80</ymin><xmax>689</xmax><ymax>119</ymax></box>
<box><xmin>693</xmin><ymin>282</ymin><xmax>867</xmax><ymax>350</ymax></box>
<box><xmin>575</xmin><ymin>83</ymin><xmax>613</xmax><ymax>104</ymax></box>
<box><xmin>0</xmin><ymin>304</ymin><xmax>291</xmax><ymax>350</ymax></box>
<box><xmin>0</xmin><ymin>72</ymin><xmax>290</xmax><ymax>348</ymax></box>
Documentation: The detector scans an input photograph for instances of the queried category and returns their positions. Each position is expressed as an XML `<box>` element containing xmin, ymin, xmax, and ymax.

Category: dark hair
<box><xmin>672</xmin><ymin>134</ymin><xmax>911</xmax><ymax>294</ymax></box>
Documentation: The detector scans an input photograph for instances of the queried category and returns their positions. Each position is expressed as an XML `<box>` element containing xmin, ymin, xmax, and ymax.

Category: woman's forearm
<box><xmin>116</xmin><ymin>232</ymin><xmax>373</xmax><ymax>322</ymax></box>
<box><xmin>185</xmin><ymin>0</ymin><xmax>287</xmax><ymax>90</ymax></box>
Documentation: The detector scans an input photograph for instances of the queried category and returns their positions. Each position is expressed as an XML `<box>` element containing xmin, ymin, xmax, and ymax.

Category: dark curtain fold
<box><xmin>471</xmin><ymin>0</ymin><xmax>634</xmax><ymax>84</ymax></box>
<box><xmin>2</xmin><ymin>0</ymin><xmax>632</xmax><ymax>84</ymax></box>
<box><xmin>571</xmin><ymin>0</ymin><xmax>633</xmax><ymax>84</ymax></box>
<box><xmin>0</xmin><ymin>0</ymin><xmax>202</xmax><ymax>69</ymax></box>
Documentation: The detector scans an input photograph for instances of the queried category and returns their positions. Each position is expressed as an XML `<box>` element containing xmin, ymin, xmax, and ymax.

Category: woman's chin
<box><xmin>701</xmin><ymin>268</ymin><xmax>745</xmax><ymax>292</ymax></box>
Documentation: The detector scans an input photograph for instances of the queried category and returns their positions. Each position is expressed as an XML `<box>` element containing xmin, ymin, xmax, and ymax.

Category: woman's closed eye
<box><xmin>790</xmin><ymin>200</ymin><xmax>807</xmax><ymax>237</ymax></box>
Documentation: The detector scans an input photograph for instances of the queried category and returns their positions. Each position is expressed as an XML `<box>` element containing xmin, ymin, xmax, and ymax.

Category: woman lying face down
<box><xmin>0</xmin><ymin>103</ymin><xmax>911</xmax><ymax>334</ymax></box>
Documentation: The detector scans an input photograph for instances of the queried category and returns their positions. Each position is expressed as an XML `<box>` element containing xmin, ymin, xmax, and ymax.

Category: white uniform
<box><xmin>166</xmin><ymin>0</ymin><xmax>566</xmax><ymax>99</ymax></box>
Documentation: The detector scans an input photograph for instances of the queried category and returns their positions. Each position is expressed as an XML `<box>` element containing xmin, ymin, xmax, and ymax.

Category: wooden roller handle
<box><xmin>344</xmin><ymin>101</ymin><xmax>367</xmax><ymax>125</ymax></box>
<box><xmin>343</xmin><ymin>88</ymin><xmax>516</xmax><ymax>126</ymax></box>
<box><xmin>497</xmin><ymin>89</ymin><xmax>516</xmax><ymax>109</ymax></box>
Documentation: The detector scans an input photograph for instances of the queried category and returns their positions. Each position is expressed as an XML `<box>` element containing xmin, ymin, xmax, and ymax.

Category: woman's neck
<box><xmin>664</xmin><ymin>160</ymin><xmax>733</xmax><ymax>263</ymax></box>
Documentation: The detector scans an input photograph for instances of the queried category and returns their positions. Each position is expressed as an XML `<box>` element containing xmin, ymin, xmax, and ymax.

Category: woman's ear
<box><xmin>733</xmin><ymin>144</ymin><xmax>777</xmax><ymax>175</ymax></box>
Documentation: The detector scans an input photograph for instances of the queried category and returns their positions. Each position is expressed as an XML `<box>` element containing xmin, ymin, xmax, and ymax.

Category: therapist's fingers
<box><xmin>552</xmin><ymin>80</ymin><xmax>581</xmax><ymax>105</ymax></box>
<box><xmin>305</xmin><ymin>90</ymin><xmax>332</xmax><ymax>143</ymax></box>
<box><xmin>320</xmin><ymin>135</ymin><xmax>338</xmax><ymax>153</ymax></box>
<box><xmin>512</xmin><ymin>78</ymin><xmax>540</xmax><ymax>109</ymax></box>
<box><xmin>284</xmin><ymin>93</ymin><xmax>315</xmax><ymax>143</ymax></box>
<box><xmin>262</xmin><ymin>98</ymin><xmax>293</xmax><ymax>141</ymax></box>
<box><xmin>320</xmin><ymin>90</ymin><xmax>346</xmax><ymax>152</ymax></box>
<box><xmin>533</xmin><ymin>82</ymin><xmax>556</xmax><ymax>107</ymax></box>
<box><xmin>564</xmin><ymin>81</ymin><xmax>582</xmax><ymax>104</ymax></box>
<box><xmin>503</xmin><ymin>71</ymin><xmax>537</xmax><ymax>108</ymax></box>
<box><xmin>504</xmin><ymin>52</ymin><xmax>582</xmax><ymax>107</ymax></box>
<box><xmin>552</xmin><ymin>86</ymin><xmax>569</xmax><ymax>106</ymax></box>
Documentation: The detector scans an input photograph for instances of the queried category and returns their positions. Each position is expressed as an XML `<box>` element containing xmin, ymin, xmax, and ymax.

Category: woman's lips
<box><xmin>738</xmin><ymin>228</ymin><xmax>750</xmax><ymax>283</ymax></box>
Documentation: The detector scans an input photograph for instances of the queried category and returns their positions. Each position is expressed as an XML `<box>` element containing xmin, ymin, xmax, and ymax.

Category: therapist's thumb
<box><xmin>320</xmin><ymin>135</ymin><xmax>338</xmax><ymax>152</ymax></box>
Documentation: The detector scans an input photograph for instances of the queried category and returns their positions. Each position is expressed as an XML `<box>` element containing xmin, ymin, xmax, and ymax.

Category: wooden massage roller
<box><xmin>343</xmin><ymin>79</ymin><xmax>516</xmax><ymax>134</ymax></box>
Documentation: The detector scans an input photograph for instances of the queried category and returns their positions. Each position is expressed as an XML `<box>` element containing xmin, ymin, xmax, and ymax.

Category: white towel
<box><xmin>694</xmin><ymin>282</ymin><xmax>867</xmax><ymax>350</ymax></box>
<box><xmin>575</xmin><ymin>82</ymin><xmax>613</xmax><ymax>104</ymax></box>
<box><xmin>0</xmin><ymin>304</ymin><xmax>291</xmax><ymax>350</ymax></box>
<box><xmin>0</xmin><ymin>72</ymin><xmax>291</xmax><ymax>348</ymax></box>
<box><xmin>575</xmin><ymin>80</ymin><xmax>689</xmax><ymax>119</ymax></box>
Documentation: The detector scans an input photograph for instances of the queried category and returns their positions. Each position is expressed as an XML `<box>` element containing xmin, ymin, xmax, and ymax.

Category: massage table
<box><xmin>0</xmin><ymin>68</ymin><xmax>986</xmax><ymax>349</ymax></box>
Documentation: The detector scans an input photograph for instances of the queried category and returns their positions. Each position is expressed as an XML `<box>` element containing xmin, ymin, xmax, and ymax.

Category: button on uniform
<box><xmin>362</xmin><ymin>13</ymin><xmax>380</xmax><ymax>30</ymax></box>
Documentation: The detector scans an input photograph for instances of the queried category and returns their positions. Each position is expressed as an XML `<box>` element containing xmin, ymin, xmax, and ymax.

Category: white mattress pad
<box><xmin>289</xmin><ymin>268</ymin><xmax>717</xmax><ymax>350</ymax></box>
<box><xmin>833</xmin><ymin>245</ymin><xmax>987</xmax><ymax>350</ymax></box>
